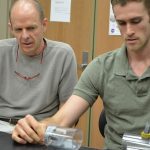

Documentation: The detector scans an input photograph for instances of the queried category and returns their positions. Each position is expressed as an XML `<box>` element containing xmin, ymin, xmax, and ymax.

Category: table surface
<box><xmin>0</xmin><ymin>131</ymin><xmax>100</xmax><ymax>150</ymax></box>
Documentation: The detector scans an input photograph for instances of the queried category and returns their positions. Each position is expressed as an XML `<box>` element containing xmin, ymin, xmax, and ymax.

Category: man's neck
<box><xmin>128</xmin><ymin>49</ymin><xmax>150</xmax><ymax>77</ymax></box>
<box><xmin>33</xmin><ymin>39</ymin><xmax>46</xmax><ymax>56</ymax></box>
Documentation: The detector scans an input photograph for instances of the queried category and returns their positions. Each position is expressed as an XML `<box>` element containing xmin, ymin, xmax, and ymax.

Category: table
<box><xmin>0</xmin><ymin>132</ymin><xmax>100</xmax><ymax>150</ymax></box>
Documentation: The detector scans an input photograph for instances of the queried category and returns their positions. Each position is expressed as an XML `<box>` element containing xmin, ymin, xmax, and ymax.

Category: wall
<box><xmin>0</xmin><ymin>0</ymin><xmax>13</xmax><ymax>39</ymax></box>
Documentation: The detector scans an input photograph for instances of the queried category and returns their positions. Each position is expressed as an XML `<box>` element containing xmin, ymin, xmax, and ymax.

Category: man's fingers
<box><xmin>12</xmin><ymin>114</ymin><xmax>46</xmax><ymax>144</ymax></box>
<box><xmin>12</xmin><ymin>124</ymin><xmax>33</xmax><ymax>144</ymax></box>
<box><xmin>16</xmin><ymin>115</ymin><xmax>41</xmax><ymax>143</ymax></box>
<box><xmin>12</xmin><ymin>134</ymin><xmax>27</xmax><ymax>144</ymax></box>
<box><xmin>24</xmin><ymin>115</ymin><xmax>46</xmax><ymax>142</ymax></box>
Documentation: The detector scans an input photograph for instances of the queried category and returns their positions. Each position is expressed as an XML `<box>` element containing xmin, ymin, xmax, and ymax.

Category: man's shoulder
<box><xmin>0</xmin><ymin>38</ymin><xmax>17</xmax><ymax>48</ymax></box>
<box><xmin>45</xmin><ymin>39</ymin><xmax>73</xmax><ymax>52</ymax></box>
<box><xmin>89</xmin><ymin>46</ymin><xmax>124</xmax><ymax>72</ymax></box>
<box><xmin>94</xmin><ymin>47</ymin><xmax>121</xmax><ymax>63</ymax></box>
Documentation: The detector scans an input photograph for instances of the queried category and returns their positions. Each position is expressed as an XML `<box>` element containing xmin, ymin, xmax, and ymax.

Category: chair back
<box><xmin>98</xmin><ymin>109</ymin><xmax>107</xmax><ymax>137</ymax></box>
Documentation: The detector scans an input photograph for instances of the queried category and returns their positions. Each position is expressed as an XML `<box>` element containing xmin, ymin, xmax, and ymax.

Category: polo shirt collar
<box><xmin>114</xmin><ymin>44</ymin><xmax>129</xmax><ymax>77</ymax></box>
<box><xmin>114</xmin><ymin>45</ymin><xmax>150</xmax><ymax>80</ymax></box>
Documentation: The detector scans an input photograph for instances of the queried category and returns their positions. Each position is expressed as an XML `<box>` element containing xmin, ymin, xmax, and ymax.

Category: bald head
<box><xmin>9</xmin><ymin>0</ymin><xmax>45</xmax><ymax>22</ymax></box>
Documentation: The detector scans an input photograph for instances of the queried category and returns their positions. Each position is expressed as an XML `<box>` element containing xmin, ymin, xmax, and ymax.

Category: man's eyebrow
<box><xmin>130</xmin><ymin>16</ymin><xmax>142</xmax><ymax>20</ymax></box>
<box><xmin>116</xmin><ymin>16</ymin><xmax>142</xmax><ymax>21</ymax></box>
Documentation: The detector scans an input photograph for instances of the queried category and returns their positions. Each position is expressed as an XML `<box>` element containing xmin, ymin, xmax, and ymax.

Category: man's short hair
<box><xmin>111</xmin><ymin>0</ymin><xmax>150</xmax><ymax>16</ymax></box>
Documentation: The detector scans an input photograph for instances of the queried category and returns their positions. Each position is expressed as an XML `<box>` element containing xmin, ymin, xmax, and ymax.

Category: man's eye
<box><xmin>14</xmin><ymin>28</ymin><xmax>22</xmax><ymax>32</ymax></box>
<box><xmin>117</xmin><ymin>21</ymin><xmax>126</xmax><ymax>26</ymax></box>
<box><xmin>131</xmin><ymin>18</ymin><xmax>142</xmax><ymax>24</ymax></box>
<box><xmin>27</xmin><ymin>27</ymin><xmax>36</xmax><ymax>31</ymax></box>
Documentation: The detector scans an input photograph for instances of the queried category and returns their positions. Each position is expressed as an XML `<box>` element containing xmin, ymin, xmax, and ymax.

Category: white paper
<box><xmin>0</xmin><ymin>120</ymin><xmax>15</xmax><ymax>134</ymax></box>
<box><xmin>50</xmin><ymin>0</ymin><xmax>71</xmax><ymax>22</ymax></box>
<box><xmin>109</xmin><ymin>3</ymin><xmax>121</xmax><ymax>35</ymax></box>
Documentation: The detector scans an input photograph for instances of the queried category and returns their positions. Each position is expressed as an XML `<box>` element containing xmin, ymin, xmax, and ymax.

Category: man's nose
<box><xmin>21</xmin><ymin>29</ymin><xmax>29</xmax><ymax>39</ymax></box>
<box><xmin>126</xmin><ymin>24</ymin><xmax>134</xmax><ymax>36</ymax></box>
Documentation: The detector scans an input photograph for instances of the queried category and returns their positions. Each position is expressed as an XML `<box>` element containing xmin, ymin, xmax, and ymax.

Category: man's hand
<box><xmin>12</xmin><ymin>114</ymin><xmax>47</xmax><ymax>144</ymax></box>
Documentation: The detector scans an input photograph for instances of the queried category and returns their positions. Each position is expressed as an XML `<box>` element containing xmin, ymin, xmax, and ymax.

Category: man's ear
<box><xmin>8</xmin><ymin>22</ymin><xmax>13</xmax><ymax>34</ymax></box>
<box><xmin>42</xmin><ymin>18</ymin><xmax>48</xmax><ymax>32</ymax></box>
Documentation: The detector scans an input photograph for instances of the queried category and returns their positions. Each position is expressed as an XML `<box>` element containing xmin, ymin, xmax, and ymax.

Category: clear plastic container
<box><xmin>122</xmin><ymin>133</ymin><xmax>150</xmax><ymax>150</ymax></box>
<box><xmin>44</xmin><ymin>125</ymin><xmax>83</xmax><ymax>150</ymax></box>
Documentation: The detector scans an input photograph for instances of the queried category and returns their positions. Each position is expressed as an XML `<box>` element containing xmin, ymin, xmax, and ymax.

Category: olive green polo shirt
<box><xmin>73</xmin><ymin>45</ymin><xmax>150</xmax><ymax>149</ymax></box>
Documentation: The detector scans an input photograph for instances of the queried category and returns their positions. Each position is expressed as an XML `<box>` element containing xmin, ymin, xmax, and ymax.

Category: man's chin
<box><xmin>21</xmin><ymin>49</ymin><xmax>35</xmax><ymax>56</ymax></box>
<box><xmin>126</xmin><ymin>46</ymin><xmax>141</xmax><ymax>52</ymax></box>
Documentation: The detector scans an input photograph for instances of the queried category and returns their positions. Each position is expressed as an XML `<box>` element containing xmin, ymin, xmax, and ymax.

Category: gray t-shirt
<box><xmin>73</xmin><ymin>45</ymin><xmax>150</xmax><ymax>149</ymax></box>
<box><xmin>0</xmin><ymin>38</ymin><xmax>77</xmax><ymax>120</ymax></box>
